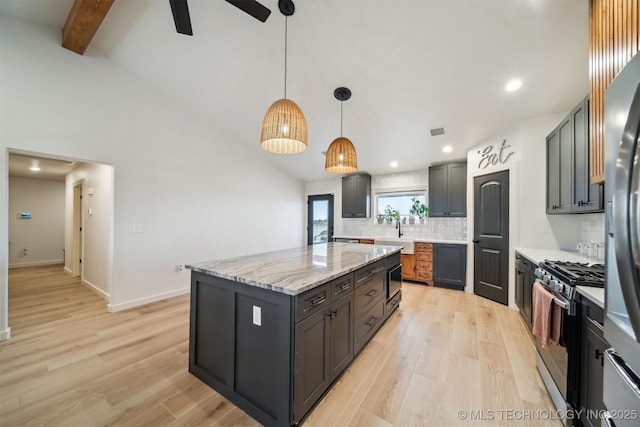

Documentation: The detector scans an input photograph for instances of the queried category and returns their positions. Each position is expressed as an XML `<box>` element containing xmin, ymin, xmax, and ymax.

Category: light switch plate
<box><xmin>252</xmin><ymin>305</ymin><xmax>262</xmax><ymax>326</ymax></box>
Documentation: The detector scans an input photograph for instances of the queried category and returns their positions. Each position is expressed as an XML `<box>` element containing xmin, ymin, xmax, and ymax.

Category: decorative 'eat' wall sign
<box><xmin>477</xmin><ymin>139</ymin><xmax>514</xmax><ymax>169</ymax></box>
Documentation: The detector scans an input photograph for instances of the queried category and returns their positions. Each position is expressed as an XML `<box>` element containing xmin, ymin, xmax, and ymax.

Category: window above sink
<box><xmin>375</xmin><ymin>190</ymin><xmax>425</xmax><ymax>222</ymax></box>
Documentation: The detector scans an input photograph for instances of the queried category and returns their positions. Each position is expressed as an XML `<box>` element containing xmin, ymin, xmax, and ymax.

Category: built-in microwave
<box><xmin>387</xmin><ymin>263</ymin><xmax>402</xmax><ymax>301</ymax></box>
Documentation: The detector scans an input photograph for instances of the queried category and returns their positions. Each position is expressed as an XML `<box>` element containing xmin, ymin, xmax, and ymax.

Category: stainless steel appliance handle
<box><xmin>536</xmin><ymin>280</ymin><xmax>576</xmax><ymax>316</ymax></box>
<box><xmin>602</xmin><ymin>411</ymin><xmax>616</xmax><ymax>427</ymax></box>
<box><xmin>553</xmin><ymin>297</ymin><xmax>569</xmax><ymax>310</ymax></box>
<box><xmin>612</xmin><ymin>82</ymin><xmax>640</xmax><ymax>342</ymax></box>
<box><xmin>604</xmin><ymin>348</ymin><xmax>640</xmax><ymax>398</ymax></box>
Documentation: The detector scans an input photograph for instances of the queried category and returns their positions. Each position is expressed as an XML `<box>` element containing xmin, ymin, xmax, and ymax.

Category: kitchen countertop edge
<box><xmin>187</xmin><ymin>243</ymin><xmax>402</xmax><ymax>296</ymax></box>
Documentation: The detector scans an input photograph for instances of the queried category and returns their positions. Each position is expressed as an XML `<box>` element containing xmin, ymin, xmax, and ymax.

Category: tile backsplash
<box><xmin>338</xmin><ymin>217</ymin><xmax>467</xmax><ymax>241</ymax></box>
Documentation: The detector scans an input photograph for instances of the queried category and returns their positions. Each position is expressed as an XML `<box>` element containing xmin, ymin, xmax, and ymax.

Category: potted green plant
<box><xmin>392</xmin><ymin>209</ymin><xmax>400</xmax><ymax>223</ymax></box>
<box><xmin>376</xmin><ymin>211</ymin><xmax>384</xmax><ymax>224</ymax></box>
<box><xmin>384</xmin><ymin>205</ymin><xmax>394</xmax><ymax>224</ymax></box>
<box><xmin>409</xmin><ymin>197</ymin><xmax>421</xmax><ymax>224</ymax></box>
<box><xmin>418</xmin><ymin>203</ymin><xmax>429</xmax><ymax>224</ymax></box>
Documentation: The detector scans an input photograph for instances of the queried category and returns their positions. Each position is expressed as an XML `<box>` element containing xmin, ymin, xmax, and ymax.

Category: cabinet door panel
<box><xmin>572</xmin><ymin>99</ymin><xmax>589</xmax><ymax>211</ymax></box>
<box><xmin>547</xmin><ymin>129</ymin><xmax>560</xmax><ymax>213</ymax></box>
<box><xmin>523</xmin><ymin>271</ymin><xmax>533</xmax><ymax>329</ymax></box>
<box><xmin>428</xmin><ymin>165</ymin><xmax>448</xmax><ymax>217</ymax></box>
<box><xmin>433</xmin><ymin>244</ymin><xmax>467</xmax><ymax>289</ymax></box>
<box><xmin>448</xmin><ymin>163</ymin><xmax>467</xmax><ymax>217</ymax></box>
<box><xmin>558</xmin><ymin>118</ymin><xmax>573</xmax><ymax>213</ymax></box>
<box><xmin>353</xmin><ymin>175</ymin><xmax>371</xmax><ymax>218</ymax></box>
<box><xmin>579</xmin><ymin>323</ymin><xmax>607</xmax><ymax>427</ymax></box>
<box><xmin>401</xmin><ymin>254</ymin><xmax>417</xmax><ymax>280</ymax></box>
<box><xmin>330</xmin><ymin>294</ymin><xmax>354</xmax><ymax>381</ymax></box>
<box><xmin>294</xmin><ymin>310</ymin><xmax>330</xmax><ymax>420</ymax></box>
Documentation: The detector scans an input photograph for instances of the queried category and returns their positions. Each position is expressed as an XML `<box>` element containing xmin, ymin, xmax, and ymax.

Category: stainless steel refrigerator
<box><xmin>604</xmin><ymin>51</ymin><xmax>640</xmax><ymax>425</ymax></box>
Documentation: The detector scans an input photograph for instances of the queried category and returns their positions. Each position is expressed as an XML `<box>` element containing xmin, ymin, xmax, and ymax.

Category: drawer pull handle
<box><xmin>366</xmin><ymin>316</ymin><xmax>379</xmax><ymax>328</ymax></box>
<box><xmin>310</xmin><ymin>295</ymin><xmax>326</xmax><ymax>306</ymax></box>
<box><xmin>365</xmin><ymin>289</ymin><xmax>378</xmax><ymax>297</ymax></box>
<box><xmin>336</xmin><ymin>283</ymin><xmax>351</xmax><ymax>294</ymax></box>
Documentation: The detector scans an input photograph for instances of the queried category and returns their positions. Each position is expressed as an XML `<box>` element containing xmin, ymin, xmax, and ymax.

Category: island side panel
<box><xmin>189</xmin><ymin>271</ymin><xmax>293</xmax><ymax>426</ymax></box>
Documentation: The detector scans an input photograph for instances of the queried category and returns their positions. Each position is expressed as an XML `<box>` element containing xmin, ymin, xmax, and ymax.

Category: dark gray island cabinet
<box><xmin>186</xmin><ymin>243</ymin><xmax>401</xmax><ymax>426</ymax></box>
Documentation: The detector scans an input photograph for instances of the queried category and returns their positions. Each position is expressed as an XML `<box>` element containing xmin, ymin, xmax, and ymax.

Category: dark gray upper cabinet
<box><xmin>547</xmin><ymin>95</ymin><xmax>604</xmax><ymax>214</ymax></box>
<box><xmin>428</xmin><ymin>162</ymin><xmax>467</xmax><ymax>217</ymax></box>
<box><xmin>433</xmin><ymin>243</ymin><xmax>467</xmax><ymax>290</ymax></box>
<box><xmin>547</xmin><ymin>117</ymin><xmax>573</xmax><ymax>213</ymax></box>
<box><xmin>571</xmin><ymin>98</ymin><xmax>604</xmax><ymax>213</ymax></box>
<box><xmin>342</xmin><ymin>174</ymin><xmax>371</xmax><ymax>218</ymax></box>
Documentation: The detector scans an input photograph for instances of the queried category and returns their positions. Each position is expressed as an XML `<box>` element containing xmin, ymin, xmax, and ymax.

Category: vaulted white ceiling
<box><xmin>1</xmin><ymin>0</ymin><xmax>589</xmax><ymax>182</ymax></box>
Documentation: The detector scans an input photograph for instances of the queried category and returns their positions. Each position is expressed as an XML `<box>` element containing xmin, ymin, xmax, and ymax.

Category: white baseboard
<box><xmin>107</xmin><ymin>287</ymin><xmax>190</xmax><ymax>312</ymax></box>
<box><xmin>0</xmin><ymin>327</ymin><xmax>11</xmax><ymax>342</ymax></box>
<box><xmin>9</xmin><ymin>259</ymin><xmax>64</xmax><ymax>269</ymax></box>
<box><xmin>82</xmin><ymin>279</ymin><xmax>109</xmax><ymax>301</ymax></box>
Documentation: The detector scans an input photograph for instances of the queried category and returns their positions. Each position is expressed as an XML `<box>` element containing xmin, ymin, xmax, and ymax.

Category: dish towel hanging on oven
<box><xmin>532</xmin><ymin>281</ymin><xmax>554</xmax><ymax>349</ymax></box>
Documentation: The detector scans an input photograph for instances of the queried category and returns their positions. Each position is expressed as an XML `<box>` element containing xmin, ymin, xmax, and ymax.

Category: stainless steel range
<box><xmin>534</xmin><ymin>260</ymin><xmax>605</xmax><ymax>426</ymax></box>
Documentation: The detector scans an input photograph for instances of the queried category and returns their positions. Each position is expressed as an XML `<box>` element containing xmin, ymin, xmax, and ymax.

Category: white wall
<box><xmin>466</xmin><ymin>112</ymin><xmax>605</xmax><ymax>309</ymax></box>
<box><xmin>8</xmin><ymin>176</ymin><xmax>65</xmax><ymax>267</ymax></box>
<box><xmin>0</xmin><ymin>17</ymin><xmax>305</xmax><ymax>340</ymax></box>
<box><xmin>65</xmin><ymin>163</ymin><xmax>113</xmax><ymax>299</ymax></box>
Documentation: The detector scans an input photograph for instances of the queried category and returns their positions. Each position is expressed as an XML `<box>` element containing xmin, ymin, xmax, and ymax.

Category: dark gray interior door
<box><xmin>473</xmin><ymin>170</ymin><xmax>509</xmax><ymax>305</ymax></box>
<box><xmin>308</xmin><ymin>194</ymin><xmax>334</xmax><ymax>245</ymax></box>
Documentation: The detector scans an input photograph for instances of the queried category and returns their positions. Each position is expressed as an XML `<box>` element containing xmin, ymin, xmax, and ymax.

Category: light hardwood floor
<box><xmin>1</xmin><ymin>265</ymin><xmax>559</xmax><ymax>426</ymax></box>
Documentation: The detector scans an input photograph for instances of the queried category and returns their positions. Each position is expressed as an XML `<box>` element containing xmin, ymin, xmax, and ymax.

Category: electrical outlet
<box><xmin>176</xmin><ymin>264</ymin><xmax>185</xmax><ymax>272</ymax></box>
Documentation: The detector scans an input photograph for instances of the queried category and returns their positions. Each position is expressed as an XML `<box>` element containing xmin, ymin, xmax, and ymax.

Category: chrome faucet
<box><xmin>396</xmin><ymin>220</ymin><xmax>403</xmax><ymax>238</ymax></box>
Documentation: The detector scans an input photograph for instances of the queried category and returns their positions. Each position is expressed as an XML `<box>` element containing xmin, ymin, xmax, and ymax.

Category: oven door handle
<box><xmin>553</xmin><ymin>297</ymin><xmax>576</xmax><ymax>316</ymax></box>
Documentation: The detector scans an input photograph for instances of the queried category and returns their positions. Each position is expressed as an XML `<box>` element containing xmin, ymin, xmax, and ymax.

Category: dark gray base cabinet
<box><xmin>578</xmin><ymin>296</ymin><xmax>608</xmax><ymax>427</ymax></box>
<box><xmin>189</xmin><ymin>273</ymin><xmax>292</xmax><ymax>426</ymax></box>
<box><xmin>515</xmin><ymin>252</ymin><xmax>536</xmax><ymax>330</ymax></box>
<box><xmin>189</xmin><ymin>256</ymin><xmax>399</xmax><ymax>426</ymax></box>
<box><xmin>433</xmin><ymin>244</ymin><xmax>467</xmax><ymax>290</ymax></box>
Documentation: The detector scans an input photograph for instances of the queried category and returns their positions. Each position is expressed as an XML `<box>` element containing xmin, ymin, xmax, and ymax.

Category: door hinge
<box><xmin>79</xmin><ymin>258</ymin><xmax>82</xmax><ymax>264</ymax></box>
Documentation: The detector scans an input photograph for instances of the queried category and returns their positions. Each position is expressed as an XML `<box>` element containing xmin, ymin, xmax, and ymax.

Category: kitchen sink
<box><xmin>374</xmin><ymin>238</ymin><xmax>415</xmax><ymax>254</ymax></box>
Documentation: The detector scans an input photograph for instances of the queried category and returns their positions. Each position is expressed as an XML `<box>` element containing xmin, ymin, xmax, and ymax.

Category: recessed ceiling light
<box><xmin>506</xmin><ymin>79</ymin><xmax>522</xmax><ymax>92</ymax></box>
<box><xmin>30</xmin><ymin>165</ymin><xmax>41</xmax><ymax>171</ymax></box>
<box><xmin>442</xmin><ymin>146</ymin><xmax>453</xmax><ymax>153</ymax></box>
<box><xmin>390</xmin><ymin>161</ymin><xmax>399</xmax><ymax>168</ymax></box>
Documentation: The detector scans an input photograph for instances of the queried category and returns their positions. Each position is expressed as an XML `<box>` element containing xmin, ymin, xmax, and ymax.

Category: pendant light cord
<box><xmin>284</xmin><ymin>16</ymin><xmax>288</xmax><ymax>99</ymax></box>
<box><xmin>340</xmin><ymin>101</ymin><xmax>343</xmax><ymax>137</ymax></box>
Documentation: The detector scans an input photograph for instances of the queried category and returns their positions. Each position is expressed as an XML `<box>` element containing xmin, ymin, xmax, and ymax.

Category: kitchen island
<box><xmin>186</xmin><ymin>242</ymin><xmax>402</xmax><ymax>426</ymax></box>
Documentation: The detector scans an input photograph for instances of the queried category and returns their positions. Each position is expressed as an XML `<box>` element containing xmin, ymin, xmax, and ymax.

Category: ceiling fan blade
<box><xmin>169</xmin><ymin>0</ymin><xmax>193</xmax><ymax>35</ymax></box>
<box><xmin>225</xmin><ymin>0</ymin><xmax>271</xmax><ymax>23</ymax></box>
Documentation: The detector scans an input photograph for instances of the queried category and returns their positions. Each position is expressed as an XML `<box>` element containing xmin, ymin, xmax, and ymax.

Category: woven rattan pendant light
<box><xmin>325</xmin><ymin>87</ymin><xmax>357</xmax><ymax>173</ymax></box>
<box><xmin>260</xmin><ymin>5</ymin><xmax>307</xmax><ymax>154</ymax></box>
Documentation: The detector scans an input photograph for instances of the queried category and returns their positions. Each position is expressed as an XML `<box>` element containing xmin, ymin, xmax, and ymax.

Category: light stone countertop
<box><xmin>516</xmin><ymin>247</ymin><xmax>605</xmax><ymax>308</ymax></box>
<box><xmin>187</xmin><ymin>242</ymin><xmax>401</xmax><ymax>296</ymax></box>
<box><xmin>514</xmin><ymin>247</ymin><xmax>602</xmax><ymax>265</ymax></box>
<box><xmin>576</xmin><ymin>286</ymin><xmax>605</xmax><ymax>308</ymax></box>
<box><xmin>333</xmin><ymin>235</ymin><xmax>467</xmax><ymax>245</ymax></box>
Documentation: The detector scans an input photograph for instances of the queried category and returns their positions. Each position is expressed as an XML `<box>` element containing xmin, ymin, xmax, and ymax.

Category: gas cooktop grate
<box><xmin>540</xmin><ymin>260</ymin><xmax>605</xmax><ymax>287</ymax></box>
